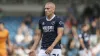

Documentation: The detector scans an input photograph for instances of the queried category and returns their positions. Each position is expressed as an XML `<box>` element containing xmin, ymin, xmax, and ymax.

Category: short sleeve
<box><xmin>79</xmin><ymin>34</ymin><xmax>82</xmax><ymax>38</ymax></box>
<box><xmin>57</xmin><ymin>18</ymin><xmax>64</xmax><ymax>28</ymax></box>
<box><xmin>6</xmin><ymin>29</ymin><xmax>9</xmax><ymax>38</ymax></box>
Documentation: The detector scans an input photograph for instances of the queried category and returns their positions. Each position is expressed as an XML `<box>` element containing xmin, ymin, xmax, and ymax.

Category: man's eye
<box><xmin>45</xmin><ymin>8</ymin><xmax>49</xmax><ymax>9</ymax></box>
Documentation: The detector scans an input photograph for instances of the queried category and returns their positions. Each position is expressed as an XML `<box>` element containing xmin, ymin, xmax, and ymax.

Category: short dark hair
<box><xmin>82</xmin><ymin>24</ymin><xmax>87</xmax><ymax>28</ymax></box>
<box><xmin>0</xmin><ymin>22</ymin><xmax>4</xmax><ymax>25</ymax></box>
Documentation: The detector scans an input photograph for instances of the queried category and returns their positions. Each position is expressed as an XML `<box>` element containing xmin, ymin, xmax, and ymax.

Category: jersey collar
<box><xmin>46</xmin><ymin>14</ymin><xmax>55</xmax><ymax>21</ymax></box>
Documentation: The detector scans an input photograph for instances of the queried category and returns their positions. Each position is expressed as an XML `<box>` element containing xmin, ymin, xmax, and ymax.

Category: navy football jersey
<box><xmin>39</xmin><ymin>15</ymin><xmax>64</xmax><ymax>49</ymax></box>
<box><xmin>79</xmin><ymin>32</ymin><xmax>90</xmax><ymax>50</ymax></box>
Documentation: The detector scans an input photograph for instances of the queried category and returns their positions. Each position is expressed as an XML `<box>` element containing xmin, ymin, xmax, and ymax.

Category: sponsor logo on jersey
<box><xmin>43</xmin><ymin>26</ymin><xmax>54</xmax><ymax>32</ymax></box>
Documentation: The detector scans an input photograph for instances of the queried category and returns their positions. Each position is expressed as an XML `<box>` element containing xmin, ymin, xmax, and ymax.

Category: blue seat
<box><xmin>0</xmin><ymin>16</ymin><xmax>40</xmax><ymax>43</ymax></box>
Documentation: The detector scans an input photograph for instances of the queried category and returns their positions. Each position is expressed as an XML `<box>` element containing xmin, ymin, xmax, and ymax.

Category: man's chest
<box><xmin>83</xmin><ymin>33</ymin><xmax>90</xmax><ymax>42</ymax></box>
<box><xmin>41</xmin><ymin>21</ymin><xmax>57</xmax><ymax>32</ymax></box>
<box><xmin>0</xmin><ymin>32</ymin><xmax>8</xmax><ymax>38</ymax></box>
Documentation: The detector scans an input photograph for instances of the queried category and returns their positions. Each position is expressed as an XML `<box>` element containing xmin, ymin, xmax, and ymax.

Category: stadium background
<box><xmin>0</xmin><ymin>0</ymin><xmax>100</xmax><ymax>56</ymax></box>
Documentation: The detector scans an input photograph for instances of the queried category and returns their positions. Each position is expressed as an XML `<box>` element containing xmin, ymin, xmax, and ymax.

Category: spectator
<box><xmin>18</xmin><ymin>22</ymin><xmax>29</xmax><ymax>35</ymax></box>
<box><xmin>67</xmin><ymin>38</ymin><xmax>76</xmax><ymax>56</ymax></box>
<box><xmin>23</xmin><ymin>34</ymin><xmax>32</xmax><ymax>44</ymax></box>
<box><xmin>23</xmin><ymin>14</ymin><xmax>34</xmax><ymax>36</ymax></box>
<box><xmin>78</xmin><ymin>24</ymin><xmax>92</xmax><ymax>56</ymax></box>
<box><xmin>15</xmin><ymin>29</ymin><xmax>24</xmax><ymax>45</ymax></box>
<box><xmin>91</xmin><ymin>26</ymin><xmax>100</xmax><ymax>56</ymax></box>
<box><xmin>15</xmin><ymin>22</ymin><xmax>33</xmax><ymax>48</ymax></box>
<box><xmin>71</xmin><ymin>27</ymin><xmax>80</xmax><ymax>49</ymax></box>
<box><xmin>22</xmin><ymin>33</ymin><xmax>32</xmax><ymax>48</ymax></box>
<box><xmin>23</xmin><ymin>14</ymin><xmax>33</xmax><ymax>28</ymax></box>
<box><xmin>61</xmin><ymin>24</ymin><xmax>68</xmax><ymax>56</ymax></box>
<box><xmin>65</xmin><ymin>13</ymin><xmax>76</xmax><ymax>31</ymax></box>
<box><xmin>90</xmin><ymin>19</ymin><xmax>97</xmax><ymax>34</ymax></box>
<box><xmin>67</xmin><ymin>27</ymin><xmax>79</xmax><ymax>56</ymax></box>
<box><xmin>14</xmin><ymin>47</ymin><xmax>26</xmax><ymax>56</ymax></box>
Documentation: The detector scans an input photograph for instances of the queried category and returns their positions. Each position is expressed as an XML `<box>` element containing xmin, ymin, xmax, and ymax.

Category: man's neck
<box><xmin>0</xmin><ymin>28</ymin><xmax>4</xmax><ymax>31</ymax></box>
<box><xmin>47</xmin><ymin>14</ymin><xmax>54</xmax><ymax>20</ymax></box>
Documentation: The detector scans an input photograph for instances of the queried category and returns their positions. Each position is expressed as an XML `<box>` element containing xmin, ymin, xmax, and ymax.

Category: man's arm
<box><xmin>31</xmin><ymin>29</ymin><xmax>41</xmax><ymax>50</ymax></box>
<box><xmin>79</xmin><ymin>34</ymin><xmax>85</xmax><ymax>49</ymax></box>
<box><xmin>79</xmin><ymin>38</ymin><xmax>85</xmax><ymax>49</ymax></box>
<box><xmin>7</xmin><ymin>35</ymin><xmax>13</xmax><ymax>53</ymax></box>
<box><xmin>7</xmin><ymin>36</ymin><xmax>12</xmax><ymax>48</ymax></box>
<box><xmin>70</xmin><ymin>40</ymin><xmax>75</xmax><ymax>49</ymax></box>
<box><xmin>51</xmin><ymin>27</ymin><xmax>64</xmax><ymax>47</ymax></box>
<box><xmin>45</xmin><ymin>27</ymin><xmax>64</xmax><ymax>54</ymax></box>
<box><xmin>6</xmin><ymin>30</ymin><xmax>12</xmax><ymax>48</ymax></box>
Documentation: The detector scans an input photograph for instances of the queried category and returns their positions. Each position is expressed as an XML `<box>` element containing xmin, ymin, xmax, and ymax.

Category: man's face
<box><xmin>83</xmin><ymin>25</ymin><xmax>89</xmax><ymax>32</ymax></box>
<box><xmin>0</xmin><ymin>24</ymin><xmax>4</xmax><ymax>30</ymax></box>
<box><xmin>45</xmin><ymin>4</ymin><xmax>55</xmax><ymax>16</ymax></box>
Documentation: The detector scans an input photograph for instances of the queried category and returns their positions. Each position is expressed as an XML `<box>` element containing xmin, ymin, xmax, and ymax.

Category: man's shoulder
<box><xmin>39</xmin><ymin>16</ymin><xmax>46</xmax><ymax>21</ymax></box>
<box><xmin>55</xmin><ymin>16</ymin><xmax>63</xmax><ymax>21</ymax></box>
<box><xmin>4</xmin><ymin>29</ymin><xmax>9</xmax><ymax>34</ymax></box>
<box><xmin>54</xmin><ymin>16</ymin><xmax>64</xmax><ymax>24</ymax></box>
<box><xmin>55</xmin><ymin>15</ymin><xmax>60</xmax><ymax>19</ymax></box>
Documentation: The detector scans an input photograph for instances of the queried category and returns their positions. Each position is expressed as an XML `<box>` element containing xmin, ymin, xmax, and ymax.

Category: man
<box><xmin>0</xmin><ymin>22</ymin><xmax>12</xmax><ymax>56</ymax></box>
<box><xmin>29</xmin><ymin>2</ymin><xmax>64</xmax><ymax>56</ymax></box>
<box><xmin>79</xmin><ymin>24</ymin><xmax>92</xmax><ymax>56</ymax></box>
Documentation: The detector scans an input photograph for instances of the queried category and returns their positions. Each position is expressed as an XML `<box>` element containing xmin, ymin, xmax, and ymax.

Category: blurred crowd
<box><xmin>61</xmin><ymin>14</ymin><xmax>100</xmax><ymax>56</ymax></box>
<box><xmin>0</xmin><ymin>3</ymin><xmax>99</xmax><ymax>56</ymax></box>
<box><xmin>7</xmin><ymin>15</ymin><xmax>35</xmax><ymax>56</ymax></box>
<box><xmin>61</xmin><ymin>4</ymin><xmax>100</xmax><ymax>56</ymax></box>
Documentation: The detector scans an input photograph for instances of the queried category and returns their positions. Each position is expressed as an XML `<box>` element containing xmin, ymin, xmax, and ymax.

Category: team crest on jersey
<box><xmin>59</xmin><ymin>21</ymin><xmax>63</xmax><ymax>25</ymax></box>
<box><xmin>42</xmin><ymin>22</ymin><xmax>45</xmax><ymax>25</ymax></box>
<box><xmin>51</xmin><ymin>21</ymin><xmax>55</xmax><ymax>25</ymax></box>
